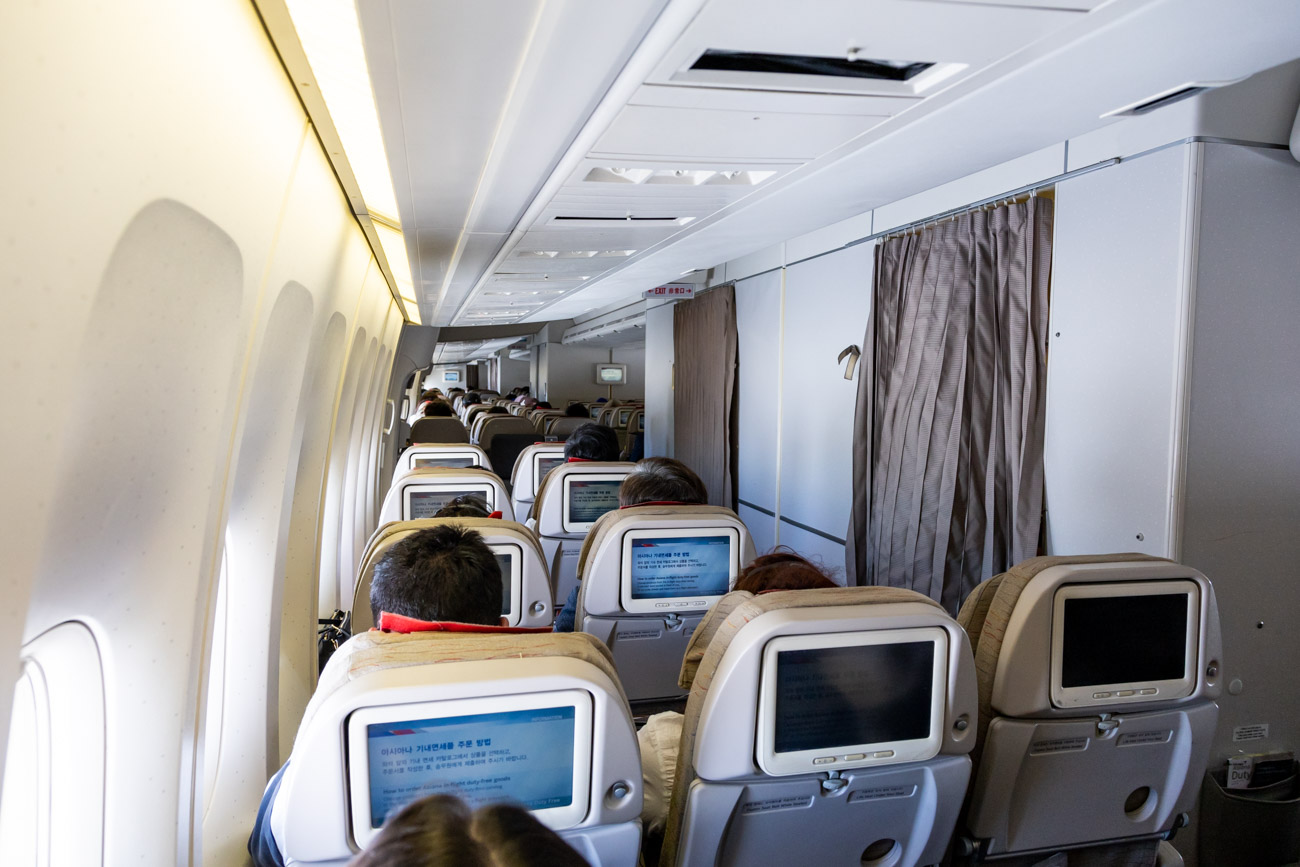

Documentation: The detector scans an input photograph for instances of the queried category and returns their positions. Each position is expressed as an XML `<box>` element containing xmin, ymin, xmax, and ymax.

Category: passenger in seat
<box><xmin>249</xmin><ymin>525</ymin><xmax>507</xmax><ymax>867</ymax></box>
<box><xmin>552</xmin><ymin>457</ymin><xmax>706</xmax><ymax>632</ymax></box>
<box><xmin>432</xmin><ymin>494</ymin><xmax>491</xmax><ymax>519</ymax></box>
<box><xmin>637</xmin><ymin>551</ymin><xmax>836</xmax><ymax>848</ymax></box>
<box><xmin>349</xmin><ymin>794</ymin><xmax>587</xmax><ymax>867</ymax></box>
<box><xmin>564</xmin><ymin>402</ymin><xmax>590</xmax><ymax>418</ymax></box>
<box><xmin>422</xmin><ymin>399</ymin><xmax>455</xmax><ymax>417</ymax></box>
<box><xmin>563</xmin><ymin>422</ymin><xmax>620</xmax><ymax>462</ymax></box>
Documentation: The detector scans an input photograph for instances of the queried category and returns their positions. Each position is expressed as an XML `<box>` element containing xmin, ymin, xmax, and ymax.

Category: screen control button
<box><xmin>1093</xmin><ymin>691</ymin><xmax>1112</xmax><ymax>699</ymax></box>
<box><xmin>872</xmin><ymin>750</ymin><xmax>895</xmax><ymax>759</ymax></box>
<box><xmin>843</xmin><ymin>753</ymin><xmax>865</xmax><ymax>761</ymax></box>
<box><xmin>1138</xmin><ymin>688</ymin><xmax>1158</xmax><ymax>695</ymax></box>
<box><xmin>813</xmin><ymin>756</ymin><xmax>836</xmax><ymax>765</ymax></box>
<box><xmin>1116</xmin><ymin>690</ymin><xmax>1136</xmax><ymax>697</ymax></box>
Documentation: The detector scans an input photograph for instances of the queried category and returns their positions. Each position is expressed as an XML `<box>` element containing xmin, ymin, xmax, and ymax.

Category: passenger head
<box><xmin>369</xmin><ymin>524</ymin><xmax>501</xmax><ymax>626</ymax></box>
<box><xmin>423</xmin><ymin>400</ymin><xmax>455</xmax><ymax>417</ymax></box>
<box><xmin>564</xmin><ymin>403</ymin><xmax>589</xmax><ymax>418</ymax></box>
<box><xmin>432</xmin><ymin>495</ymin><xmax>491</xmax><ymax>519</ymax></box>
<box><xmin>563</xmin><ymin>423</ymin><xmax>620</xmax><ymax>462</ymax></box>
<box><xmin>464</xmin><ymin>392</ymin><xmax>482</xmax><ymax>406</ymax></box>
<box><xmin>732</xmin><ymin>549</ymin><xmax>837</xmax><ymax>594</ymax></box>
<box><xmin>419</xmin><ymin>389</ymin><xmax>439</xmax><ymax>402</ymax></box>
<box><xmin>619</xmin><ymin>456</ymin><xmax>707</xmax><ymax>507</ymax></box>
<box><xmin>486</xmin><ymin>406</ymin><xmax>508</xmax><ymax>415</ymax></box>
<box><xmin>348</xmin><ymin>794</ymin><xmax>587</xmax><ymax>867</ymax></box>
<box><xmin>536</xmin><ymin>400</ymin><xmax>551</xmax><ymax>410</ymax></box>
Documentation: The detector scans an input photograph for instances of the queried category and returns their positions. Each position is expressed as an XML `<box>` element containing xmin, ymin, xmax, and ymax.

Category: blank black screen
<box><xmin>774</xmin><ymin>642</ymin><xmax>934</xmax><ymax>753</ymax></box>
<box><xmin>1061</xmin><ymin>593</ymin><xmax>1189</xmax><ymax>687</ymax></box>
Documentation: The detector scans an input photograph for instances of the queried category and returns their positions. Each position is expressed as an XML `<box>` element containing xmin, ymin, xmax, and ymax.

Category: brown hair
<box><xmin>349</xmin><ymin>794</ymin><xmax>587</xmax><ymax>867</ymax></box>
<box><xmin>731</xmin><ymin>549</ymin><xmax>837</xmax><ymax>594</ymax></box>
<box><xmin>618</xmin><ymin>456</ymin><xmax>707</xmax><ymax>507</ymax></box>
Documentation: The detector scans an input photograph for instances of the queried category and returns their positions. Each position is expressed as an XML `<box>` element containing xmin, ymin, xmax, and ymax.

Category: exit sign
<box><xmin>644</xmin><ymin>284</ymin><xmax>695</xmax><ymax>299</ymax></box>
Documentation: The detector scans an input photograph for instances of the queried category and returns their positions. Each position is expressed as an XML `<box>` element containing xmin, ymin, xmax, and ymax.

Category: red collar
<box><xmin>566</xmin><ymin>456</ymin><xmax>592</xmax><ymax>462</ymax></box>
<box><xmin>374</xmin><ymin>612</ymin><xmax>550</xmax><ymax>634</ymax></box>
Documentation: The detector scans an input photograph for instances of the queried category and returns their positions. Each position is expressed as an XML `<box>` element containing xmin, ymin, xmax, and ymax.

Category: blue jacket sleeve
<box><xmin>552</xmin><ymin>584</ymin><xmax>580</xmax><ymax>633</ymax></box>
<box><xmin>248</xmin><ymin>761</ymin><xmax>289</xmax><ymax>867</ymax></box>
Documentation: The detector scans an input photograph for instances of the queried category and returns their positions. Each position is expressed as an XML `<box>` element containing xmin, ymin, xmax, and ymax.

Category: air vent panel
<box><xmin>691</xmin><ymin>49</ymin><xmax>934</xmax><ymax>82</ymax></box>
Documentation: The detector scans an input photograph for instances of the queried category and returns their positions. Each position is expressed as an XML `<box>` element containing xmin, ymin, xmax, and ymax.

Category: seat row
<box><xmin>279</xmin><ymin>556</ymin><xmax>1220</xmax><ymax>867</ymax></box>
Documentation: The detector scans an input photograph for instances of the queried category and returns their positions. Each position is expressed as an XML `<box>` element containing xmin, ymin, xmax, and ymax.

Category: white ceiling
<box><xmin>360</xmin><ymin>0</ymin><xmax>1300</xmax><ymax>331</ymax></box>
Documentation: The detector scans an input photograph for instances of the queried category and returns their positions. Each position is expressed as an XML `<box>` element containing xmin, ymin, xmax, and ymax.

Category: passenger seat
<box><xmin>954</xmin><ymin>555</ymin><xmax>1222</xmax><ymax>864</ymax></box>
<box><xmin>659</xmin><ymin>586</ymin><xmax>976</xmax><ymax>867</ymax></box>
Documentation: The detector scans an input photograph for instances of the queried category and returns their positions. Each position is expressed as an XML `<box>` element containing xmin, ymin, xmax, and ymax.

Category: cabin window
<box><xmin>0</xmin><ymin>622</ymin><xmax>105</xmax><ymax>867</ymax></box>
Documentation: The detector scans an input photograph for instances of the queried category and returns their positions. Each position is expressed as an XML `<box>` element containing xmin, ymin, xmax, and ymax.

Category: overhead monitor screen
<box><xmin>403</xmin><ymin>487</ymin><xmax>492</xmax><ymax>520</ymax></box>
<box><xmin>532</xmin><ymin>453</ymin><xmax>566</xmax><ymax>497</ymax></box>
<box><xmin>444</xmin><ymin>371</ymin><xmax>460</xmax><ymax>382</ymax></box>
<box><xmin>1052</xmin><ymin>579</ymin><xmax>1198</xmax><ymax>708</ymax></box>
<box><xmin>347</xmin><ymin>691</ymin><xmax>593</xmax><ymax>845</ymax></box>
<box><xmin>413</xmin><ymin>456</ymin><xmax>477</xmax><ymax>470</ymax></box>
<box><xmin>562</xmin><ymin>476</ymin><xmax>624</xmax><ymax>532</ymax></box>
<box><xmin>595</xmin><ymin>363</ymin><xmax>627</xmax><ymax>385</ymax></box>
<box><xmin>620</xmin><ymin>529</ymin><xmax>738</xmax><ymax>613</ymax></box>
<box><xmin>757</xmin><ymin>628</ymin><xmax>947</xmax><ymax>776</ymax></box>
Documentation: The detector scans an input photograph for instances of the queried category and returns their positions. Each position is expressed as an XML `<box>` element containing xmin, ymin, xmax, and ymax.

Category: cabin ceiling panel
<box><xmin>644</xmin><ymin>0</ymin><xmax>1084</xmax><ymax>94</ymax></box>
<box><xmin>591</xmin><ymin>104</ymin><xmax>890</xmax><ymax>161</ymax></box>
<box><xmin>360</xmin><ymin>0</ymin><xmax>672</xmax><ymax>326</ymax></box>
<box><xmin>511</xmin><ymin>0</ymin><xmax>1300</xmax><ymax>322</ymax></box>
<box><xmin>628</xmin><ymin>84</ymin><xmax>919</xmax><ymax>116</ymax></box>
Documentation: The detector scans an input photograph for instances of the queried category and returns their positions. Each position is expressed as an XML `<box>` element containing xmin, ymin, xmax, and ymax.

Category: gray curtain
<box><xmin>673</xmin><ymin>285</ymin><xmax>738</xmax><ymax>509</ymax></box>
<box><xmin>847</xmin><ymin>197</ymin><xmax>1053</xmax><ymax>613</ymax></box>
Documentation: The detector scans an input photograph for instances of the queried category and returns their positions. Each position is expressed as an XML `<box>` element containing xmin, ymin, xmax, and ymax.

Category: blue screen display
<box><xmin>629</xmin><ymin>535</ymin><xmax>732</xmax><ymax>599</ymax></box>
<box><xmin>366</xmin><ymin>706</ymin><xmax>576</xmax><ymax>828</ymax></box>
<box><xmin>566</xmin><ymin>480</ymin><xmax>621</xmax><ymax>524</ymax></box>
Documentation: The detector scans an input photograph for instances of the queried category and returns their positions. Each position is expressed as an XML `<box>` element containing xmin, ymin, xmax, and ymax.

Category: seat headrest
<box><xmin>679</xmin><ymin>585</ymin><xmax>945</xmax><ymax>689</ymax></box>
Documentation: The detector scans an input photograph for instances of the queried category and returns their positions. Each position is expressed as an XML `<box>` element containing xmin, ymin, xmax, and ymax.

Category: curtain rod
<box><xmin>848</xmin><ymin>157</ymin><xmax>1119</xmax><ymax>248</ymax></box>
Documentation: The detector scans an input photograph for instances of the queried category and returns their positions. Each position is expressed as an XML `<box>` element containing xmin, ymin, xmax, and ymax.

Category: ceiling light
<box><xmin>283</xmin><ymin>0</ymin><xmax>400</xmax><ymax>222</ymax></box>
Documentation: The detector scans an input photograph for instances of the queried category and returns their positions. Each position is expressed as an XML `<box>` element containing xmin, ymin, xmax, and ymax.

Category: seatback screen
<box><xmin>628</xmin><ymin>535</ymin><xmax>732</xmax><ymax>600</ymax></box>
<box><xmin>775</xmin><ymin>641</ymin><xmax>934</xmax><ymax>753</ymax></box>
<box><xmin>533</xmin><ymin>455</ymin><xmax>565</xmax><ymax>495</ymax></box>
<box><xmin>493</xmin><ymin>553</ymin><xmax>512</xmax><ymax>618</ymax></box>
<box><xmin>565</xmin><ymin>480</ymin><xmax>621</xmax><ymax>525</ymax></box>
<box><xmin>618</xmin><ymin>410</ymin><xmax>632</xmax><ymax>426</ymax></box>
<box><xmin>365</xmin><ymin>706</ymin><xmax>576</xmax><ymax>827</ymax></box>
<box><xmin>414</xmin><ymin>456</ymin><xmax>476</xmax><ymax>469</ymax></box>
<box><xmin>406</xmin><ymin>489</ymin><xmax>489</xmax><ymax>519</ymax></box>
<box><xmin>1061</xmin><ymin>593</ymin><xmax>1189</xmax><ymax>687</ymax></box>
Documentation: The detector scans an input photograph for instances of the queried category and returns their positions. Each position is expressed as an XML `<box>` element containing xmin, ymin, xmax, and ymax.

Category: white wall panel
<box><xmin>737</xmin><ymin>503</ymin><xmax>777</xmax><ymax>557</ymax></box>
<box><xmin>774</xmin><ymin>521</ymin><xmax>847</xmax><ymax>586</ymax></box>
<box><xmin>734</xmin><ymin>270</ymin><xmax>782</xmax><ymax>513</ymax></box>
<box><xmin>643</xmin><ymin>301</ymin><xmax>676</xmax><ymax>457</ymax></box>
<box><xmin>1182</xmin><ymin>144</ymin><xmax>1300</xmax><ymax>773</ymax></box>
<box><xmin>1043</xmin><ymin>144</ymin><xmax>1194</xmax><ymax>557</ymax></box>
<box><xmin>778</xmin><ymin>244</ymin><xmax>873</xmax><ymax>542</ymax></box>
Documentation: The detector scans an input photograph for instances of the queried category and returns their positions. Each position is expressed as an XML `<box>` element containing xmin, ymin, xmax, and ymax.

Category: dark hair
<box><xmin>564</xmin><ymin>423</ymin><xmax>620</xmax><ymax>462</ymax></box>
<box><xmin>348</xmin><ymin>794</ymin><xmax>587</xmax><ymax>867</ymax></box>
<box><xmin>732</xmin><ymin>549</ymin><xmax>837</xmax><ymax>594</ymax></box>
<box><xmin>564</xmin><ymin>403</ymin><xmax>590</xmax><ymax>418</ymax></box>
<box><xmin>423</xmin><ymin>400</ymin><xmax>455</xmax><ymax>417</ymax></box>
<box><xmin>536</xmin><ymin>401</ymin><xmax>552</xmax><ymax>410</ymax></box>
<box><xmin>370</xmin><ymin>525</ymin><xmax>501</xmax><ymax>625</ymax></box>
<box><xmin>464</xmin><ymin>392</ymin><xmax>482</xmax><ymax>406</ymax></box>
<box><xmin>486</xmin><ymin>406</ymin><xmax>508</xmax><ymax>415</ymax></box>
<box><xmin>619</xmin><ymin>456</ymin><xmax>707</xmax><ymax>507</ymax></box>
<box><xmin>419</xmin><ymin>389</ymin><xmax>439</xmax><ymax>402</ymax></box>
<box><xmin>433</xmin><ymin>495</ymin><xmax>491</xmax><ymax>519</ymax></box>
